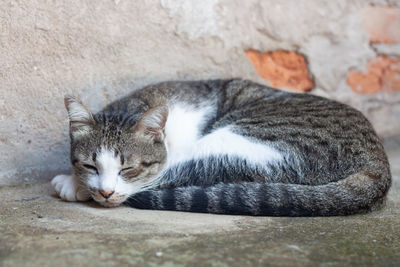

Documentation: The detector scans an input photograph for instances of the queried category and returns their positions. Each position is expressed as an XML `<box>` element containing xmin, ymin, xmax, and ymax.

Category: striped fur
<box><xmin>126</xmin><ymin>156</ymin><xmax>389</xmax><ymax>216</ymax></box>
<box><xmin>57</xmin><ymin>79</ymin><xmax>391</xmax><ymax>216</ymax></box>
<box><xmin>127</xmin><ymin>175</ymin><xmax>385</xmax><ymax>216</ymax></box>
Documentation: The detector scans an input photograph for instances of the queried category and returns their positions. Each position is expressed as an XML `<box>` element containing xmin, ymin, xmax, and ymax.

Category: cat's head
<box><xmin>64</xmin><ymin>95</ymin><xmax>168</xmax><ymax>207</ymax></box>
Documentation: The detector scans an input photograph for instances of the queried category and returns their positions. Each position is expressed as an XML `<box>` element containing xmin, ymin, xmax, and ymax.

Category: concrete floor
<box><xmin>1</xmin><ymin>138</ymin><xmax>400</xmax><ymax>267</ymax></box>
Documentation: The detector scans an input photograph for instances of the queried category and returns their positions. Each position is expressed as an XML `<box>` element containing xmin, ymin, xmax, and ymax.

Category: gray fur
<box><xmin>66</xmin><ymin>79</ymin><xmax>391</xmax><ymax>216</ymax></box>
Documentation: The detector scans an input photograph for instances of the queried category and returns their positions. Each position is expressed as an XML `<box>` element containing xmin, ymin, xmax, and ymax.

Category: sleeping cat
<box><xmin>51</xmin><ymin>79</ymin><xmax>391</xmax><ymax>216</ymax></box>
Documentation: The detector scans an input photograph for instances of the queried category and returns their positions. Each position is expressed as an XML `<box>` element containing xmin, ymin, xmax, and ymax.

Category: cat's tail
<box><xmin>125</xmin><ymin>171</ymin><xmax>391</xmax><ymax>216</ymax></box>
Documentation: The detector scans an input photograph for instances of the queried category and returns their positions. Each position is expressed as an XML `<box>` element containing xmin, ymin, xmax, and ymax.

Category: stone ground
<box><xmin>1</xmin><ymin>138</ymin><xmax>399</xmax><ymax>267</ymax></box>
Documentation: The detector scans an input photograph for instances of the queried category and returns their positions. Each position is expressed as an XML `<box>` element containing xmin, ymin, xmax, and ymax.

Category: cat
<box><xmin>51</xmin><ymin>79</ymin><xmax>391</xmax><ymax>216</ymax></box>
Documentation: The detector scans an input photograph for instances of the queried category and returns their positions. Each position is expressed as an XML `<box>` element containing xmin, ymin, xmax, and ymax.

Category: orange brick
<box><xmin>347</xmin><ymin>56</ymin><xmax>400</xmax><ymax>94</ymax></box>
<box><xmin>360</xmin><ymin>6</ymin><xmax>400</xmax><ymax>44</ymax></box>
<box><xmin>246</xmin><ymin>50</ymin><xmax>314</xmax><ymax>92</ymax></box>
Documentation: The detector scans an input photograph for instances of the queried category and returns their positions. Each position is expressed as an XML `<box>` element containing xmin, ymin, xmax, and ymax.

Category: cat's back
<box><xmin>103</xmin><ymin>79</ymin><xmax>383</xmax><ymax>154</ymax></box>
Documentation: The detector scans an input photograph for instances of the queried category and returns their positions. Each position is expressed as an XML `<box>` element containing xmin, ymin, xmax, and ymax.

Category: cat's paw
<box><xmin>51</xmin><ymin>174</ymin><xmax>90</xmax><ymax>202</ymax></box>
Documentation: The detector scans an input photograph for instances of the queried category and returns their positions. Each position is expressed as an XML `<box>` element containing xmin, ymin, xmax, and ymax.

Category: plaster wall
<box><xmin>1</xmin><ymin>0</ymin><xmax>399</xmax><ymax>185</ymax></box>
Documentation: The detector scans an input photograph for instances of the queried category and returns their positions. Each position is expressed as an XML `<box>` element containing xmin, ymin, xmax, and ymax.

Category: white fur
<box><xmin>165</xmin><ymin>104</ymin><xmax>214</xmax><ymax>164</ymax></box>
<box><xmin>87</xmin><ymin>147</ymin><xmax>119</xmax><ymax>192</ymax></box>
<box><xmin>165</xmin><ymin>104</ymin><xmax>283</xmax><ymax>167</ymax></box>
<box><xmin>193</xmin><ymin>127</ymin><xmax>282</xmax><ymax>164</ymax></box>
<box><xmin>51</xmin><ymin>174</ymin><xmax>90</xmax><ymax>201</ymax></box>
<box><xmin>97</xmin><ymin>148</ymin><xmax>120</xmax><ymax>191</ymax></box>
<box><xmin>86</xmin><ymin>147</ymin><xmax>138</xmax><ymax>196</ymax></box>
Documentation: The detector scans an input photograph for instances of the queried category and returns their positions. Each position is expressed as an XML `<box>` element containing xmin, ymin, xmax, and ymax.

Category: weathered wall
<box><xmin>1</xmin><ymin>0</ymin><xmax>399</xmax><ymax>185</ymax></box>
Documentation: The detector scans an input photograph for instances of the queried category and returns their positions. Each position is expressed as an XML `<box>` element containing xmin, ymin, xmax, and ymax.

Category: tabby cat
<box><xmin>52</xmin><ymin>79</ymin><xmax>391</xmax><ymax>216</ymax></box>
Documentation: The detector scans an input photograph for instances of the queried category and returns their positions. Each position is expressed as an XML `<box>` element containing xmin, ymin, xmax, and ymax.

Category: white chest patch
<box><xmin>164</xmin><ymin>104</ymin><xmax>283</xmax><ymax>167</ymax></box>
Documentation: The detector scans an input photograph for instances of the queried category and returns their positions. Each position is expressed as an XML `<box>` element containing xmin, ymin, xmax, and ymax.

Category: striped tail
<box><xmin>125</xmin><ymin>171</ymin><xmax>390</xmax><ymax>216</ymax></box>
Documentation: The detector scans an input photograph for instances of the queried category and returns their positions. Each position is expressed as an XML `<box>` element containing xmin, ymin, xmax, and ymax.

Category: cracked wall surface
<box><xmin>1</xmin><ymin>0</ymin><xmax>399</xmax><ymax>185</ymax></box>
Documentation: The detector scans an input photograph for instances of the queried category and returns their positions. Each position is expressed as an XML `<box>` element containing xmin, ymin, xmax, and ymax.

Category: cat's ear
<box><xmin>134</xmin><ymin>105</ymin><xmax>169</xmax><ymax>142</ymax></box>
<box><xmin>64</xmin><ymin>95</ymin><xmax>95</xmax><ymax>139</ymax></box>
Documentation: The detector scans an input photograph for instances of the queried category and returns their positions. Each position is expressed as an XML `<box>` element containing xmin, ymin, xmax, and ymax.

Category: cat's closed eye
<box><xmin>83</xmin><ymin>164</ymin><xmax>99</xmax><ymax>174</ymax></box>
<box><xmin>119</xmin><ymin>167</ymin><xmax>134</xmax><ymax>175</ymax></box>
<box><xmin>142</xmin><ymin>161</ymin><xmax>159</xmax><ymax>167</ymax></box>
<box><xmin>119</xmin><ymin>167</ymin><xmax>142</xmax><ymax>179</ymax></box>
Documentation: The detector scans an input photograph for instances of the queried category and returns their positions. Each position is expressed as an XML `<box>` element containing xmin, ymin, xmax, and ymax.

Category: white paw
<box><xmin>51</xmin><ymin>174</ymin><xmax>90</xmax><ymax>202</ymax></box>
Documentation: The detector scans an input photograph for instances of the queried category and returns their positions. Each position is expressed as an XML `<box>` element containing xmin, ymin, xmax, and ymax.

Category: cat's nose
<box><xmin>99</xmin><ymin>190</ymin><xmax>115</xmax><ymax>199</ymax></box>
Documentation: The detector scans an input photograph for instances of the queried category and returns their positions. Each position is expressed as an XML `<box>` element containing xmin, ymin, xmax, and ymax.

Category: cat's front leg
<box><xmin>51</xmin><ymin>174</ymin><xmax>90</xmax><ymax>202</ymax></box>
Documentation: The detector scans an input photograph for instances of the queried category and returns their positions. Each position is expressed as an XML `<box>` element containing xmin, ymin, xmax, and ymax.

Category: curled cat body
<box><xmin>52</xmin><ymin>79</ymin><xmax>391</xmax><ymax>216</ymax></box>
